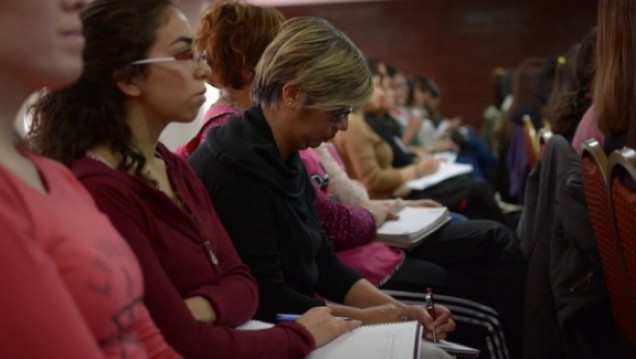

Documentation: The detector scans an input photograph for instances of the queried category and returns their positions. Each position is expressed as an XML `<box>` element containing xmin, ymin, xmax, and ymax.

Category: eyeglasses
<box><xmin>331</xmin><ymin>106</ymin><xmax>352</xmax><ymax>122</ymax></box>
<box><xmin>129</xmin><ymin>49</ymin><xmax>208</xmax><ymax>66</ymax></box>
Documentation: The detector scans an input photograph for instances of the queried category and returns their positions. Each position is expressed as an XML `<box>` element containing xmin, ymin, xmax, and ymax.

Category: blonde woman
<box><xmin>190</xmin><ymin>16</ymin><xmax>455</xmax><ymax>340</ymax></box>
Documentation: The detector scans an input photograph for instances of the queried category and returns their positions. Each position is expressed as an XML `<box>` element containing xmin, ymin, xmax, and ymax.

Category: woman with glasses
<box><xmin>28</xmin><ymin>1</ymin><xmax>360</xmax><ymax>358</ymax></box>
<box><xmin>189</xmin><ymin>16</ymin><xmax>456</xmax><ymax>341</ymax></box>
<box><xmin>0</xmin><ymin>0</ymin><xmax>182</xmax><ymax>357</ymax></box>
<box><xmin>176</xmin><ymin>0</ymin><xmax>286</xmax><ymax>158</ymax></box>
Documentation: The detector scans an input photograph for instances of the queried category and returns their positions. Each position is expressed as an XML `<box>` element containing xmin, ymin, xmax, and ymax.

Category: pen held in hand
<box><xmin>425</xmin><ymin>287</ymin><xmax>438</xmax><ymax>343</ymax></box>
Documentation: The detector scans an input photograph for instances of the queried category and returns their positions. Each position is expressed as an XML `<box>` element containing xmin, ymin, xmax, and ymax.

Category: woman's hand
<box><xmin>405</xmin><ymin>199</ymin><xmax>442</xmax><ymax>208</ymax></box>
<box><xmin>386</xmin><ymin>198</ymin><xmax>406</xmax><ymax>213</ymax></box>
<box><xmin>349</xmin><ymin>303</ymin><xmax>409</xmax><ymax>325</ymax></box>
<box><xmin>400</xmin><ymin>303</ymin><xmax>455</xmax><ymax>341</ymax></box>
<box><xmin>184</xmin><ymin>296</ymin><xmax>216</xmax><ymax>323</ymax></box>
<box><xmin>295</xmin><ymin>307</ymin><xmax>361</xmax><ymax>348</ymax></box>
<box><xmin>446</xmin><ymin>116</ymin><xmax>463</xmax><ymax>131</ymax></box>
<box><xmin>416</xmin><ymin>157</ymin><xmax>440</xmax><ymax>176</ymax></box>
<box><xmin>336</xmin><ymin>302</ymin><xmax>455</xmax><ymax>340</ymax></box>
<box><xmin>359</xmin><ymin>200</ymin><xmax>399</xmax><ymax>226</ymax></box>
<box><xmin>433</xmin><ymin>138</ymin><xmax>459</xmax><ymax>152</ymax></box>
<box><xmin>411</xmin><ymin>146</ymin><xmax>431</xmax><ymax>160</ymax></box>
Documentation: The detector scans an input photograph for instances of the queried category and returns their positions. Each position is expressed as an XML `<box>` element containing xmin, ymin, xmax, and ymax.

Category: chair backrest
<box><xmin>522</xmin><ymin>114</ymin><xmax>539</xmax><ymax>168</ymax></box>
<box><xmin>608</xmin><ymin>147</ymin><xmax>636</xmax><ymax>347</ymax></box>
<box><xmin>581</xmin><ymin>140</ymin><xmax>636</xmax><ymax>348</ymax></box>
<box><xmin>538</xmin><ymin>128</ymin><xmax>553</xmax><ymax>156</ymax></box>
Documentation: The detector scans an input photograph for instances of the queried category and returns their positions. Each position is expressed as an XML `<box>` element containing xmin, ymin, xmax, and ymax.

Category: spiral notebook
<box><xmin>237</xmin><ymin>319</ymin><xmax>479</xmax><ymax>358</ymax></box>
<box><xmin>406</xmin><ymin>162</ymin><xmax>473</xmax><ymax>190</ymax></box>
<box><xmin>376</xmin><ymin>207</ymin><xmax>451</xmax><ymax>249</ymax></box>
<box><xmin>307</xmin><ymin>321</ymin><xmax>422</xmax><ymax>359</ymax></box>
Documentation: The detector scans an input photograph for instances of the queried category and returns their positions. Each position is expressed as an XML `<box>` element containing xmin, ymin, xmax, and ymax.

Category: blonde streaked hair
<box><xmin>251</xmin><ymin>17</ymin><xmax>372</xmax><ymax>111</ymax></box>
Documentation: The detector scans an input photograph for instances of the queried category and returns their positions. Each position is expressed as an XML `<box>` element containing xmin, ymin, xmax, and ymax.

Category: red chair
<box><xmin>607</xmin><ymin>147</ymin><xmax>636</xmax><ymax>347</ymax></box>
<box><xmin>582</xmin><ymin>140</ymin><xmax>636</xmax><ymax>348</ymax></box>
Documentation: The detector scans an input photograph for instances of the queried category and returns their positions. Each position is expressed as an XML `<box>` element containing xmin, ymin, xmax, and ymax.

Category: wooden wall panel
<box><xmin>278</xmin><ymin>0</ymin><xmax>597</xmax><ymax>128</ymax></box>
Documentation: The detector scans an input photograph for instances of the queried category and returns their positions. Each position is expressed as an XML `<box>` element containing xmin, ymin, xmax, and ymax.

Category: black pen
<box><xmin>425</xmin><ymin>287</ymin><xmax>438</xmax><ymax>343</ymax></box>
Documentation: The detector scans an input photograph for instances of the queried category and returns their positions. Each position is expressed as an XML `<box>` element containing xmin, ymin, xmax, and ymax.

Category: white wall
<box><xmin>159</xmin><ymin>84</ymin><xmax>219</xmax><ymax>150</ymax></box>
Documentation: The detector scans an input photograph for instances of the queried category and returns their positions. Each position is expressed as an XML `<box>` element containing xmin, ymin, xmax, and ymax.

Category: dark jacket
<box><xmin>519</xmin><ymin>135</ymin><xmax>628</xmax><ymax>359</ymax></box>
<box><xmin>189</xmin><ymin>107</ymin><xmax>361</xmax><ymax>322</ymax></box>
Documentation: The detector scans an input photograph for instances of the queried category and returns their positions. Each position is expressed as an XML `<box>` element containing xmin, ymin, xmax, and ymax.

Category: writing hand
<box><xmin>296</xmin><ymin>307</ymin><xmax>361</xmax><ymax>348</ymax></box>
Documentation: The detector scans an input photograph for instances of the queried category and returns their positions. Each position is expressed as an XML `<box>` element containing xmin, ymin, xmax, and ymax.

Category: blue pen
<box><xmin>276</xmin><ymin>313</ymin><xmax>349</xmax><ymax>321</ymax></box>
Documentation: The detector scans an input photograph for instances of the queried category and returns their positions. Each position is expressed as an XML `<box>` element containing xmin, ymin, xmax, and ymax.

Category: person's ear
<box><xmin>281</xmin><ymin>81</ymin><xmax>301</xmax><ymax>107</ymax></box>
<box><xmin>242</xmin><ymin>69</ymin><xmax>255</xmax><ymax>84</ymax></box>
<box><xmin>113</xmin><ymin>69</ymin><xmax>142</xmax><ymax>97</ymax></box>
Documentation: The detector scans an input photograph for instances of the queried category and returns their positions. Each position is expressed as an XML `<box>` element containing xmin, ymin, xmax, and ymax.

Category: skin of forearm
<box><xmin>400</xmin><ymin>165</ymin><xmax>420</xmax><ymax>182</ymax></box>
<box><xmin>343</xmin><ymin>279</ymin><xmax>401</xmax><ymax>308</ymax></box>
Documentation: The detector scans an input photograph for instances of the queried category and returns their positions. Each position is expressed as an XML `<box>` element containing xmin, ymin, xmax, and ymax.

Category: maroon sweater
<box><xmin>70</xmin><ymin>144</ymin><xmax>313</xmax><ymax>359</ymax></box>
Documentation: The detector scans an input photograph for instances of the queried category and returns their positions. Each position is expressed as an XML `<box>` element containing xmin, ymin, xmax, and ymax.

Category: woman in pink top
<box><xmin>572</xmin><ymin>105</ymin><xmax>605</xmax><ymax>154</ymax></box>
<box><xmin>0</xmin><ymin>0</ymin><xmax>180</xmax><ymax>358</ymax></box>
<box><xmin>28</xmin><ymin>1</ymin><xmax>358</xmax><ymax>358</ymax></box>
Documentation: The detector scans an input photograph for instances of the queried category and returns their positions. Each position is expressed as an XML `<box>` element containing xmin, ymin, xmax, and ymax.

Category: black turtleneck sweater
<box><xmin>189</xmin><ymin>107</ymin><xmax>361</xmax><ymax>322</ymax></box>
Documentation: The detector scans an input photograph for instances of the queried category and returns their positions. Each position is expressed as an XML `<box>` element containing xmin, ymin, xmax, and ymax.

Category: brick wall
<box><xmin>278</xmin><ymin>0</ymin><xmax>597</xmax><ymax>129</ymax></box>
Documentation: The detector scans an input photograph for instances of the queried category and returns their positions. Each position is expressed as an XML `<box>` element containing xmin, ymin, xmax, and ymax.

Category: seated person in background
<box><xmin>396</xmin><ymin>72</ymin><xmax>498</xmax><ymax>181</ymax></box>
<box><xmin>180</xmin><ymin>5</ymin><xmax>452</xmax><ymax>357</ymax></box>
<box><xmin>189</xmin><ymin>15</ymin><xmax>456</xmax><ymax>340</ymax></box>
<box><xmin>392</xmin><ymin>73</ymin><xmax>458</xmax><ymax>152</ymax></box>
<box><xmin>572</xmin><ymin>105</ymin><xmax>605</xmax><ymax>154</ymax></box>
<box><xmin>495</xmin><ymin>57</ymin><xmax>552</xmax><ymax>204</ymax></box>
<box><xmin>0</xmin><ymin>0</ymin><xmax>181</xmax><ymax>357</ymax></box>
<box><xmin>28</xmin><ymin>1</ymin><xmax>357</xmax><ymax>358</ymax></box>
<box><xmin>333</xmin><ymin>64</ymin><xmax>511</xmax><ymax>226</ymax></box>
<box><xmin>589</xmin><ymin>1</ymin><xmax>632</xmax><ymax>155</ymax></box>
<box><xmin>300</xmin><ymin>143</ymin><xmax>526</xmax><ymax>358</ymax></box>
<box><xmin>181</xmin><ymin>8</ymin><xmax>508</xmax><ymax>354</ymax></box>
<box><xmin>563</xmin><ymin>28</ymin><xmax>603</xmax><ymax>154</ymax></box>
<box><xmin>550</xmin><ymin>28</ymin><xmax>597</xmax><ymax>148</ymax></box>
<box><xmin>176</xmin><ymin>0</ymin><xmax>285</xmax><ymax>159</ymax></box>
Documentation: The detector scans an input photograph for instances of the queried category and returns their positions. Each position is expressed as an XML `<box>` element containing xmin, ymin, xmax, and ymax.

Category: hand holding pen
<box><xmin>425</xmin><ymin>287</ymin><xmax>438</xmax><ymax>343</ymax></box>
<box><xmin>396</xmin><ymin>293</ymin><xmax>455</xmax><ymax>342</ymax></box>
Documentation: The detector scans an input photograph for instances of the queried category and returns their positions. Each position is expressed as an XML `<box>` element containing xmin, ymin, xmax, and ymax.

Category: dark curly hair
<box><xmin>27</xmin><ymin>0</ymin><xmax>176</xmax><ymax>182</ymax></box>
<box><xmin>549</xmin><ymin>28</ymin><xmax>596</xmax><ymax>137</ymax></box>
<box><xmin>196</xmin><ymin>0</ymin><xmax>285</xmax><ymax>90</ymax></box>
